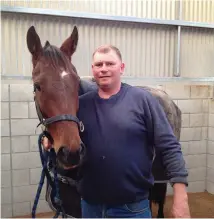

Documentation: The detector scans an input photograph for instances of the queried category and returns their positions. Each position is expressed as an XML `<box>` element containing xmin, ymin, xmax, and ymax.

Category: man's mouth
<box><xmin>99</xmin><ymin>76</ymin><xmax>110</xmax><ymax>78</ymax></box>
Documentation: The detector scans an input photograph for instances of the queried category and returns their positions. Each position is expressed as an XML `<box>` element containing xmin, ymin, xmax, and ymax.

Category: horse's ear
<box><xmin>60</xmin><ymin>26</ymin><xmax>78</xmax><ymax>60</ymax></box>
<box><xmin>26</xmin><ymin>26</ymin><xmax>42</xmax><ymax>60</ymax></box>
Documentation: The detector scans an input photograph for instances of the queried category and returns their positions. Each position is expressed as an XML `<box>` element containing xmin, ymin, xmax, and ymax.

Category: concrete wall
<box><xmin>207</xmin><ymin>98</ymin><xmax>214</xmax><ymax>194</ymax></box>
<box><xmin>1</xmin><ymin>79</ymin><xmax>214</xmax><ymax>217</ymax></box>
<box><xmin>162</xmin><ymin>83</ymin><xmax>214</xmax><ymax>195</ymax></box>
<box><xmin>1</xmin><ymin>83</ymin><xmax>50</xmax><ymax>218</ymax></box>
<box><xmin>121</xmin><ymin>79</ymin><xmax>213</xmax><ymax>195</ymax></box>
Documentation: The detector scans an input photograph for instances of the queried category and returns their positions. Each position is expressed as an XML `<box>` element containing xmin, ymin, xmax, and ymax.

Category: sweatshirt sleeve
<box><xmin>143</xmin><ymin>91</ymin><xmax>188</xmax><ymax>186</ymax></box>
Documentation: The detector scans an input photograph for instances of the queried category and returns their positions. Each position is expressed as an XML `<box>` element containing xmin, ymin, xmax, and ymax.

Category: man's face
<box><xmin>92</xmin><ymin>50</ymin><xmax>125</xmax><ymax>89</ymax></box>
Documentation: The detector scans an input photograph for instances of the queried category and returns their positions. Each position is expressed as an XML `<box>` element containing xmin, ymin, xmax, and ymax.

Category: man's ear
<box><xmin>60</xmin><ymin>26</ymin><xmax>78</xmax><ymax>61</ymax></box>
<box><xmin>120</xmin><ymin>63</ymin><xmax>125</xmax><ymax>74</ymax></box>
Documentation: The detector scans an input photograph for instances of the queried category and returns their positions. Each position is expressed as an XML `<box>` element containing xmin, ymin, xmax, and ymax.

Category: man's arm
<box><xmin>172</xmin><ymin>183</ymin><xmax>190</xmax><ymax>217</ymax></box>
<box><xmin>143</xmin><ymin>92</ymin><xmax>188</xmax><ymax>185</ymax></box>
<box><xmin>143</xmin><ymin>91</ymin><xmax>190</xmax><ymax>217</ymax></box>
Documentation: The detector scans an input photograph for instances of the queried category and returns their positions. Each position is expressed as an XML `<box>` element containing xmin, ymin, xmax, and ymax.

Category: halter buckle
<box><xmin>61</xmin><ymin>177</ymin><xmax>68</xmax><ymax>184</ymax></box>
<box><xmin>79</xmin><ymin>121</ymin><xmax>84</xmax><ymax>132</ymax></box>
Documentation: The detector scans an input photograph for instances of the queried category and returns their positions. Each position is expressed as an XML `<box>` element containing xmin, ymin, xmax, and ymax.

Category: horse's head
<box><xmin>26</xmin><ymin>25</ymin><xmax>84</xmax><ymax>169</ymax></box>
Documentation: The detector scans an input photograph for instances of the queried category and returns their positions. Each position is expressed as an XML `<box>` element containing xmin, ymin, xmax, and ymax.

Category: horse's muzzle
<box><xmin>56</xmin><ymin>142</ymin><xmax>86</xmax><ymax>168</ymax></box>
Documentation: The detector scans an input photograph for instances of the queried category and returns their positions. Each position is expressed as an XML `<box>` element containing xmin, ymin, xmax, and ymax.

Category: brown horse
<box><xmin>27</xmin><ymin>25</ymin><xmax>85</xmax><ymax>169</ymax></box>
<box><xmin>26</xmin><ymin>26</ymin><xmax>182</xmax><ymax>218</ymax></box>
<box><xmin>27</xmin><ymin>26</ymin><xmax>85</xmax><ymax>217</ymax></box>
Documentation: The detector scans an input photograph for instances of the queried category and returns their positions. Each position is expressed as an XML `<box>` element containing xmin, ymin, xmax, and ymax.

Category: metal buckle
<box><xmin>79</xmin><ymin>121</ymin><xmax>84</xmax><ymax>132</ymax></box>
<box><xmin>41</xmin><ymin>124</ymin><xmax>46</xmax><ymax>132</ymax></box>
<box><xmin>61</xmin><ymin>177</ymin><xmax>68</xmax><ymax>184</ymax></box>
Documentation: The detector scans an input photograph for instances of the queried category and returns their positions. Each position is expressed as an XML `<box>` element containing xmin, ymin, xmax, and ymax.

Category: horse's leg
<box><xmin>157</xmin><ymin>183</ymin><xmax>167</xmax><ymax>218</ymax></box>
<box><xmin>157</xmin><ymin>201</ymin><xmax>164</xmax><ymax>218</ymax></box>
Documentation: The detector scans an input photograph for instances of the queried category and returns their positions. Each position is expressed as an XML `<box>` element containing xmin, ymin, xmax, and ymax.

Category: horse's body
<box><xmin>26</xmin><ymin>26</ymin><xmax>181</xmax><ymax>218</ymax></box>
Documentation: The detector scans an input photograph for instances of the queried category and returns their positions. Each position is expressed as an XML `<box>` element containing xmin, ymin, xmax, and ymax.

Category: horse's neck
<box><xmin>79</xmin><ymin>78</ymin><xmax>98</xmax><ymax>96</ymax></box>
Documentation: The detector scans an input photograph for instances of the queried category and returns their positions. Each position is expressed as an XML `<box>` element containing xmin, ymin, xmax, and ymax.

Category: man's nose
<box><xmin>100</xmin><ymin>64</ymin><xmax>108</xmax><ymax>72</ymax></box>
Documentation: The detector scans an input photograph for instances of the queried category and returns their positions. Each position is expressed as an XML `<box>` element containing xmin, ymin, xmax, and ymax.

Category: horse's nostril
<box><xmin>57</xmin><ymin>146</ymin><xmax>80</xmax><ymax>167</ymax></box>
<box><xmin>61</xmin><ymin>146</ymin><xmax>69</xmax><ymax>156</ymax></box>
<box><xmin>57</xmin><ymin>146</ymin><xmax>67</xmax><ymax>159</ymax></box>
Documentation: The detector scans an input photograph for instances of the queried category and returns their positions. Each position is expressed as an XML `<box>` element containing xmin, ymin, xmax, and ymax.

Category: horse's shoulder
<box><xmin>136</xmin><ymin>85</ymin><xmax>181</xmax><ymax>140</ymax></box>
<box><xmin>136</xmin><ymin>86</ymin><xmax>176</xmax><ymax>110</ymax></box>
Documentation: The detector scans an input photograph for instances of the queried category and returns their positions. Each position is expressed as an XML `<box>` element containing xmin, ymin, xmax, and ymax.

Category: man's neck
<box><xmin>98</xmin><ymin>83</ymin><xmax>121</xmax><ymax>99</ymax></box>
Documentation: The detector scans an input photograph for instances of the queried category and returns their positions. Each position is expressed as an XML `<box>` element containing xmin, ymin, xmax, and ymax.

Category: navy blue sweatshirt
<box><xmin>77</xmin><ymin>83</ymin><xmax>188</xmax><ymax>205</ymax></box>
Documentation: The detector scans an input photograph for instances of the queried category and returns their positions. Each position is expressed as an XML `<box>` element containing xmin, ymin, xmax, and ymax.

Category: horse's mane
<box><xmin>42</xmin><ymin>41</ymin><xmax>78</xmax><ymax>75</ymax></box>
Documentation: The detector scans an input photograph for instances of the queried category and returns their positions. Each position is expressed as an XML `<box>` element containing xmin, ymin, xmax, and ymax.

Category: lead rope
<box><xmin>50</xmin><ymin>147</ymin><xmax>66</xmax><ymax>218</ymax></box>
<box><xmin>32</xmin><ymin>132</ymin><xmax>49</xmax><ymax>218</ymax></box>
<box><xmin>31</xmin><ymin>131</ymin><xmax>66</xmax><ymax>218</ymax></box>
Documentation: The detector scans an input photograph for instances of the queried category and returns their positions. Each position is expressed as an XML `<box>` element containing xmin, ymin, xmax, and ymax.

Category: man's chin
<box><xmin>98</xmin><ymin>81</ymin><xmax>111</xmax><ymax>88</ymax></box>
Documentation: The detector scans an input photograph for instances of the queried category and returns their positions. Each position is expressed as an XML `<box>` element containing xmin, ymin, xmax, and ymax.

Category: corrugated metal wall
<box><xmin>1</xmin><ymin>0</ymin><xmax>214</xmax><ymax>78</ymax></box>
<box><xmin>182</xmin><ymin>0</ymin><xmax>214</xmax><ymax>23</ymax></box>
<box><xmin>181</xmin><ymin>27</ymin><xmax>214</xmax><ymax>77</ymax></box>
<box><xmin>1</xmin><ymin>12</ymin><xmax>177</xmax><ymax>77</ymax></box>
<box><xmin>2</xmin><ymin>0</ymin><xmax>214</xmax><ymax>23</ymax></box>
<box><xmin>1</xmin><ymin>0</ymin><xmax>179</xmax><ymax>20</ymax></box>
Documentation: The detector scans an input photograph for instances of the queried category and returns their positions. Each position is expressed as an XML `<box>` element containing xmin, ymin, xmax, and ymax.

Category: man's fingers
<box><xmin>42</xmin><ymin>136</ymin><xmax>52</xmax><ymax>150</ymax></box>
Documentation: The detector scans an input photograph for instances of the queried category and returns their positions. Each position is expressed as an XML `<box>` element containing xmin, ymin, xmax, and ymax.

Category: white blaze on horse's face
<box><xmin>61</xmin><ymin>71</ymin><xmax>68</xmax><ymax>78</ymax></box>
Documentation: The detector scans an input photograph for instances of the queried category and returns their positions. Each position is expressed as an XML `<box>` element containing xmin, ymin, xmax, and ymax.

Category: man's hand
<box><xmin>42</xmin><ymin>136</ymin><xmax>52</xmax><ymax>150</ymax></box>
<box><xmin>171</xmin><ymin>183</ymin><xmax>191</xmax><ymax>218</ymax></box>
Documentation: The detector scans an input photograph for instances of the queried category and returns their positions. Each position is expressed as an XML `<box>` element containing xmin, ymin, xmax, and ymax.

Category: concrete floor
<box><xmin>153</xmin><ymin>192</ymin><xmax>214</xmax><ymax>218</ymax></box>
<box><xmin>15</xmin><ymin>192</ymin><xmax>214</xmax><ymax>218</ymax></box>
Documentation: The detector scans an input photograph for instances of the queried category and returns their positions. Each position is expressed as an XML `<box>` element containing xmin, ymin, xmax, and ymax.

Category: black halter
<box><xmin>33</xmin><ymin>83</ymin><xmax>84</xmax><ymax>132</ymax></box>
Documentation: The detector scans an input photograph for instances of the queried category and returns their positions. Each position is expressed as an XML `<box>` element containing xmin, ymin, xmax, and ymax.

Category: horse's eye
<box><xmin>34</xmin><ymin>83</ymin><xmax>41</xmax><ymax>92</ymax></box>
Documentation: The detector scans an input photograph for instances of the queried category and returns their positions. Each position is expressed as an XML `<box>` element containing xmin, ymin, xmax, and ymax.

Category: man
<box><xmin>76</xmin><ymin>45</ymin><xmax>190</xmax><ymax>218</ymax></box>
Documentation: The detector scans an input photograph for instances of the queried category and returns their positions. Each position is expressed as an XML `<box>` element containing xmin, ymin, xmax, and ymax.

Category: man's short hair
<box><xmin>92</xmin><ymin>45</ymin><xmax>122</xmax><ymax>61</ymax></box>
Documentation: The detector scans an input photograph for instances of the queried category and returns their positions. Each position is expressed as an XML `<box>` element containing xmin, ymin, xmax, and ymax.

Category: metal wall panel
<box><xmin>2</xmin><ymin>0</ymin><xmax>214</xmax><ymax>23</ymax></box>
<box><xmin>182</xmin><ymin>0</ymin><xmax>214</xmax><ymax>23</ymax></box>
<box><xmin>1</xmin><ymin>0</ymin><xmax>178</xmax><ymax>20</ymax></box>
<box><xmin>1</xmin><ymin>12</ymin><xmax>177</xmax><ymax>78</ymax></box>
<box><xmin>180</xmin><ymin>27</ymin><xmax>214</xmax><ymax>77</ymax></box>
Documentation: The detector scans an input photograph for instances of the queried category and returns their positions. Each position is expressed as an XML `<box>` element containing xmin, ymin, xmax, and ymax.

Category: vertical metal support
<box><xmin>212</xmin><ymin>82</ymin><xmax>214</xmax><ymax>100</ymax></box>
<box><xmin>174</xmin><ymin>0</ymin><xmax>182</xmax><ymax>77</ymax></box>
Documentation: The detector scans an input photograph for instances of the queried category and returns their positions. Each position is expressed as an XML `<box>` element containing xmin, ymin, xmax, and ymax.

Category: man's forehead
<box><xmin>93</xmin><ymin>50</ymin><xmax>120</xmax><ymax>62</ymax></box>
